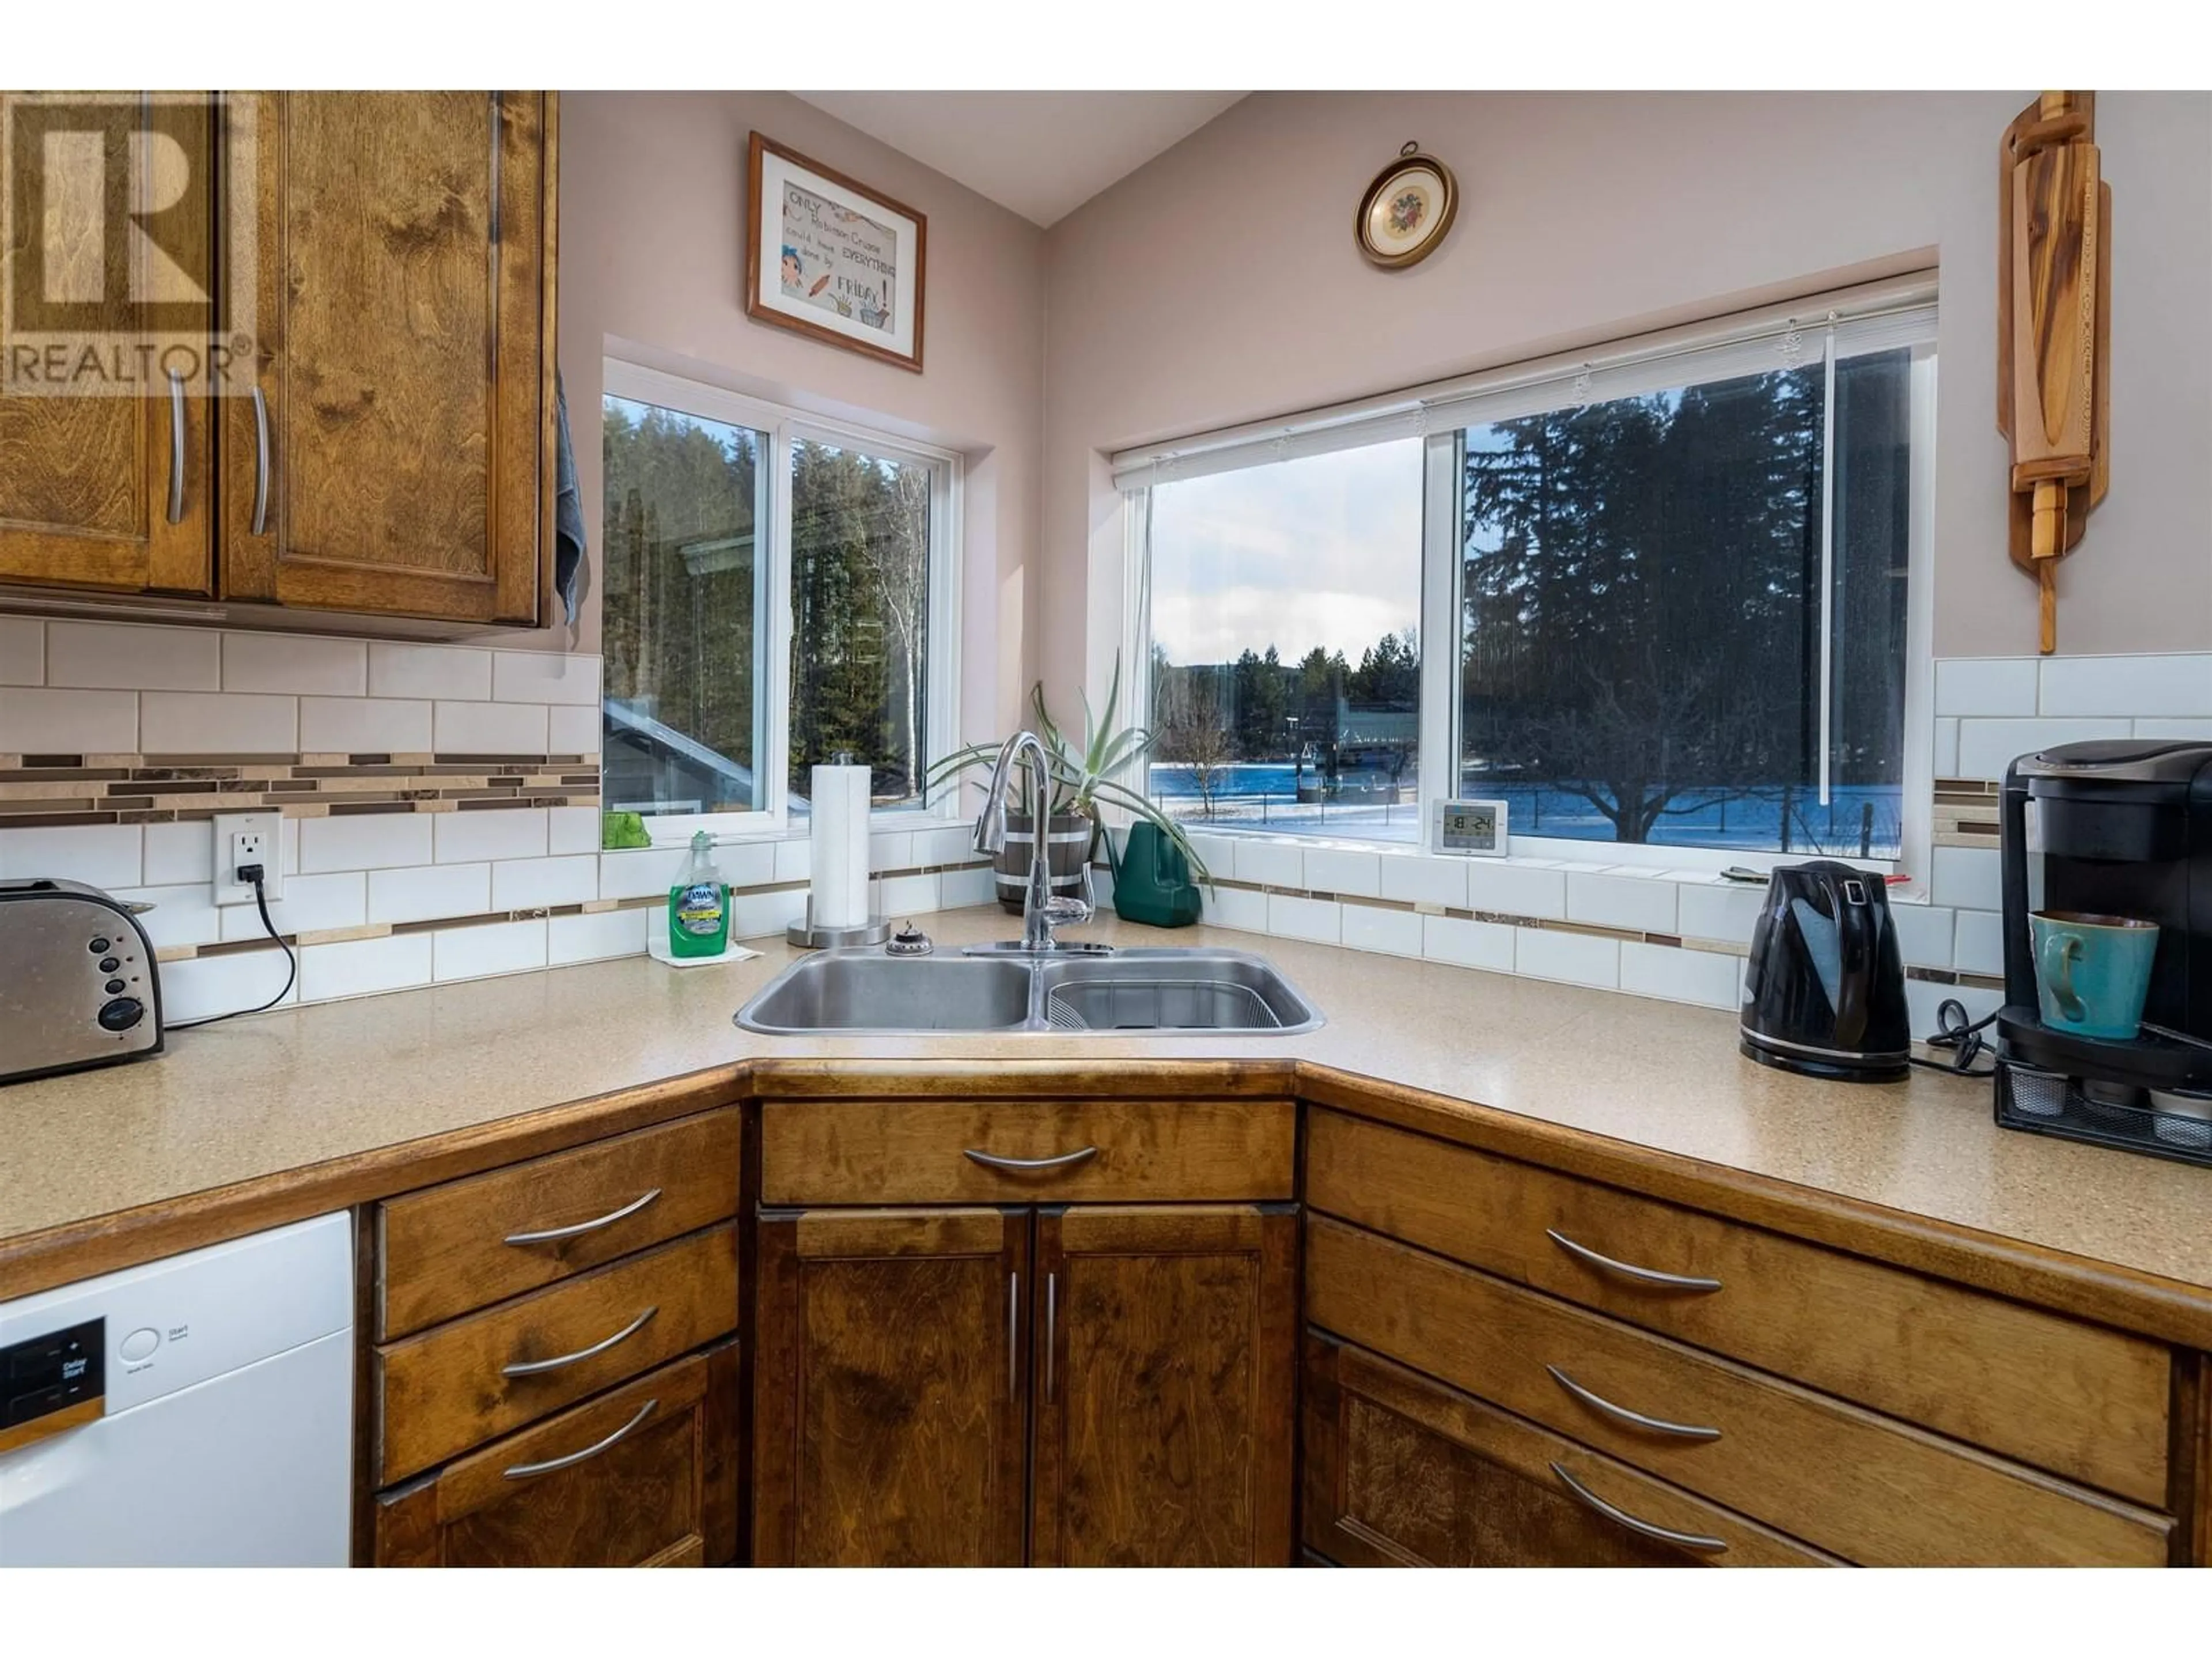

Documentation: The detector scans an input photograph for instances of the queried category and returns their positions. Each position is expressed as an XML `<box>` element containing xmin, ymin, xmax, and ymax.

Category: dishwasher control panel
<box><xmin>0</xmin><ymin>1316</ymin><xmax>105</xmax><ymax>1453</ymax></box>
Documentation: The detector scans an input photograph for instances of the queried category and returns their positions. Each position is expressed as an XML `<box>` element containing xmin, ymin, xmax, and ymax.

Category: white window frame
<box><xmin>1116</xmin><ymin>278</ymin><xmax>1938</xmax><ymax>881</ymax></box>
<box><xmin>602</xmin><ymin>357</ymin><xmax>963</xmax><ymax>844</ymax></box>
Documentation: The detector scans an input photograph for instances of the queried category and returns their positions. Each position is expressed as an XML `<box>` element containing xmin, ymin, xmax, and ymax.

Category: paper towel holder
<box><xmin>786</xmin><ymin>899</ymin><xmax>891</xmax><ymax>950</ymax></box>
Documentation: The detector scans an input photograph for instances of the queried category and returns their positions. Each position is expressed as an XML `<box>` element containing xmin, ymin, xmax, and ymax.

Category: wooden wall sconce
<box><xmin>1998</xmin><ymin>90</ymin><xmax>2111</xmax><ymax>654</ymax></box>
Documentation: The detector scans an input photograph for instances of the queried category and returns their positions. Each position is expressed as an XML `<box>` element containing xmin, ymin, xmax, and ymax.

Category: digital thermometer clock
<box><xmin>1434</xmin><ymin>798</ymin><xmax>1509</xmax><ymax>857</ymax></box>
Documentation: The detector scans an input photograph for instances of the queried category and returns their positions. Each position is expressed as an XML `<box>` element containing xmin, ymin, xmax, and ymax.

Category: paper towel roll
<box><xmin>809</xmin><ymin>764</ymin><xmax>874</xmax><ymax>929</ymax></box>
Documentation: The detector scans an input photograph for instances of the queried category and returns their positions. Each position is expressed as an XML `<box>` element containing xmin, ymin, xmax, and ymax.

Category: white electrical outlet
<box><xmin>212</xmin><ymin>811</ymin><xmax>285</xmax><ymax>907</ymax></box>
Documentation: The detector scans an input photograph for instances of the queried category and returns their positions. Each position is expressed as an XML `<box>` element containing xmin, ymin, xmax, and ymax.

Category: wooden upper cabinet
<box><xmin>1029</xmin><ymin>1204</ymin><xmax>1297</xmax><ymax>1566</ymax></box>
<box><xmin>0</xmin><ymin>93</ymin><xmax>216</xmax><ymax>597</ymax></box>
<box><xmin>752</xmin><ymin>1207</ymin><xmax>1030</xmax><ymax>1567</ymax></box>
<box><xmin>220</xmin><ymin>91</ymin><xmax>554</xmax><ymax>624</ymax></box>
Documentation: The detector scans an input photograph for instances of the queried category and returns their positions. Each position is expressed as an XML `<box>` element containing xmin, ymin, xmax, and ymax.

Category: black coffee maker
<box><xmin>1740</xmin><ymin>859</ymin><xmax>1911</xmax><ymax>1082</ymax></box>
<box><xmin>1996</xmin><ymin>739</ymin><xmax>2212</xmax><ymax>1165</ymax></box>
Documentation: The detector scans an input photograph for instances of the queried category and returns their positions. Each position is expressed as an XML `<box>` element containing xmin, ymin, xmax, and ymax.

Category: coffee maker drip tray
<box><xmin>1995</xmin><ymin>1006</ymin><xmax>2212</xmax><ymax>1168</ymax></box>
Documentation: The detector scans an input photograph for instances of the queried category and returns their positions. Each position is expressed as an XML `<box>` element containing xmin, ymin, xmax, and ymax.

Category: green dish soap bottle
<box><xmin>668</xmin><ymin>830</ymin><xmax>731</xmax><ymax>958</ymax></box>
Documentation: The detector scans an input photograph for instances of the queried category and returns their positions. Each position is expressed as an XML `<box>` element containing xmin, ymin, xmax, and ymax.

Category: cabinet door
<box><xmin>1031</xmin><ymin>1203</ymin><xmax>1297</xmax><ymax>1566</ymax></box>
<box><xmin>221</xmin><ymin>92</ymin><xmax>551</xmax><ymax>624</ymax></box>
<box><xmin>753</xmin><ymin>1207</ymin><xmax>1029</xmax><ymax>1566</ymax></box>
<box><xmin>1301</xmin><ymin>1334</ymin><xmax>1838</xmax><ymax>1567</ymax></box>
<box><xmin>0</xmin><ymin>92</ymin><xmax>215</xmax><ymax>596</ymax></box>
<box><xmin>373</xmin><ymin>1343</ymin><xmax>740</xmax><ymax>1567</ymax></box>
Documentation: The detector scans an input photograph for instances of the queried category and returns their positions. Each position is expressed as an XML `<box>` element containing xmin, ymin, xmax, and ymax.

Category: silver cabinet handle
<box><xmin>502</xmin><ymin>1305</ymin><xmax>657</xmax><ymax>1378</ymax></box>
<box><xmin>1547</xmin><ymin>1229</ymin><xmax>1723</xmax><ymax>1293</ymax></box>
<box><xmin>502</xmin><ymin>1188</ymin><xmax>662</xmax><ymax>1247</ymax></box>
<box><xmin>502</xmin><ymin>1398</ymin><xmax>658</xmax><ymax>1482</ymax></box>
<box><xmin>963</xmin><ymin>1146</ymin><xmax>1099</xmax><ymax>1172</ymax></box>
<box><xmin>250</xmin><ymin>385</ymin><xmax>270</xmax><ymax>535</ymax></box>
<box><xmin>1007</xmin><ymin>1271</ymin><xmax>1020</xmax><ymax>1398</ymax></box>
<box><xmin>1549</xmin><ymin>1461</ymin><xmax>1729</xmax><ymax>1554</ymax></box>
<box><xmin>1547</xmin><ymin>1364</ymin><xmax>1721</xmax><ymax>1441</ymax></box>
<box><xmin>166</xmin><ymin>370</ymin><xmax>186</xmax><ymax>524</ymax></box>
<box><xmin>1044</xmin><ymin>1271</ymin><xmax>1058</xmax><ymax>1403</ymax></box>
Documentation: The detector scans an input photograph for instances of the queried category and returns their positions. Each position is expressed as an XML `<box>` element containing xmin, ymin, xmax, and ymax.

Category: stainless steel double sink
<box><xmin>735</xmin><ymin>946</ymin><xmax>1323</xmax><ymax>1036</ymax></box>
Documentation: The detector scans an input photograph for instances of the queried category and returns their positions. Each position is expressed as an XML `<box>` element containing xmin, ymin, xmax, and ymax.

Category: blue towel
<box><xmin>553</xmin><ymin>372</ymin><xmax>587</xmax><ymax>627</ymax></box>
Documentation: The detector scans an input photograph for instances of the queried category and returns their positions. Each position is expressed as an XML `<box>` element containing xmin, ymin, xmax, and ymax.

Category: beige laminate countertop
<box><xmin>6</xmin><ymin>907</ymin><xmax>2212</xmax><ymax>1306</ymax></box>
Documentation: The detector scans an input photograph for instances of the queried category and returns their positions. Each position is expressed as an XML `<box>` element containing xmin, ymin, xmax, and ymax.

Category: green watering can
<box><xmin>1105</xmin><ymin>821</ymin><xmax>1203</xmax><ymax>929</ymax></box>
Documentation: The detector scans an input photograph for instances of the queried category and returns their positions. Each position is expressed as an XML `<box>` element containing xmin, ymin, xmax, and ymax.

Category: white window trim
<box><xmin>1115</xmin><ymin>283</ymin><xmax>1938</xmax><ymax>884</ymax></box>
<box><xmin>603</xmin><ymin>357</ymin><xmax>964</xmax><ymax>846</ymax></box>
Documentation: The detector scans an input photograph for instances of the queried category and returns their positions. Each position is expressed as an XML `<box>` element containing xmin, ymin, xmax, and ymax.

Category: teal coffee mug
<box><xmin>2030</xmin><ymin>910</ymin><xmax>2160</xmax><ymax>1040</ymax></box>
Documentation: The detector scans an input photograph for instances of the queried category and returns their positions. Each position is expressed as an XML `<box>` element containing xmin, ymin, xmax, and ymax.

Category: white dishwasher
<box><xmin>0</xmin><ymin>1211</ymin><xmax>354</xmax><ymax>1566</ymax></box>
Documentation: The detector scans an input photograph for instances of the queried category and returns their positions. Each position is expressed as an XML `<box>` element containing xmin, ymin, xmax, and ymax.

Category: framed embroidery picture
<box><xmin>745</xmin><ymin>132</ymin><xmax>926</xmax><ymax>372</ymax></box>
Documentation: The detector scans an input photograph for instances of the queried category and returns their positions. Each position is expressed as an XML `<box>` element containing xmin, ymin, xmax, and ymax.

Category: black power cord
<box><xmin>1910</xmin><ymin>997</ymin><xmax>1999</xmax><ymax>1077</ymax></box>
<box><xmin>168</xmin><ymin>865</ymin><xmax>298</xmax><ymax>1031</ymax></box>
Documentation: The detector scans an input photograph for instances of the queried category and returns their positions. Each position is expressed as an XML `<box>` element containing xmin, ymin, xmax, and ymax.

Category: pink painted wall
<box><xmin>1040</xmin><ymin>91</ymin><xmax>2212</xmax><ymax>709</ymax></box>
<box><xmin>558</xmin><ymin>91</ymin><xmax>1046</xmax><ymax>737</ymax></box>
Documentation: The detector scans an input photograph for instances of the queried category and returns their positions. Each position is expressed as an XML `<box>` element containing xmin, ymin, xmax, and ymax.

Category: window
<box><xmin>1122</xmin><ymin>286</ymin><xmax>1935</xmax><ymax>863</ymax></box>
<box><xmin>599</xmin><ymin>359</ymin><xmax>959</xmax><ymax>838</ymax></box>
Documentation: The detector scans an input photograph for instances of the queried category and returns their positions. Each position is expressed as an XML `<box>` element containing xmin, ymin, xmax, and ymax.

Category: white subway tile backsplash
<box><xmin>299</xmin><ymin>932</ymin><xmax>432</xmax><ymax>1002</ymax></box>
<box><xmin>46</xmin><ymin>622</ymin><xmax>219</xmax><ymax>691</ymax></box>
<box><xmin>1933</xmin><ymin>718</ymin><xmax>1960</xmax><ymax>777</ymax></box>
<box><xmin>1205</xmin><ymin>884</ymin><xmax>1268</xmax><ymax>933</ymax></box>
<box><xmin>1620</xmin><ymin>941</ymin><xmax>1741</xmax><ymax>1010</ymax></box>
<box><xmin>868</xmin><ymin>832</ymin><xmax>914</xmax><ymax>874</ymax></box>
<box><xmin>548</xmin><ymin>906</ymin><xmax>649</xmax><ymax>964</ymax></box>
<box><xmin>161</xmin><ymin>945</ymin><xmax>298</xmax><ymax>1022</ymax></box>
<box><xmin>1514</xmin><ymin>926</ymin><xmax>1619</xmax><ymax>988</ymax></box>
<box><xmin>1234</xmin><ymin>839</ymin><xmax>1304</xmax><ymax>889</ymax></box>
<box><xmin>912</xmin><ymin>823</ymin><xmax>979</xmax><ymax>867</ymax></box>
<box><xmin>0</xmin><ymin>618</ymin><xmax>42</xmax><ymax>685</ymax></box>
<box><xmin>434</xmin><ymin>918</ymin><xmax>548</xmax><ymax>982</ymax></box>
<box><xmin>876</xmin><ymin>872</ymin><xmax>939</xmax><ymax>917</ymax></box>
<box><xmin>434</xmin><ymin>807</ymin><xmax>548</xmax><ymax>864</ymax></box>
<box><xmin>1935</xmin><ymin>658</ymin><xmax>2037</xmax><ymax>718</ymax></box>
<box><xmin>1421</xmin><ymin>914</ymin><xmax>1515</xmax><ymax>972</ymax></box>
<box><xmin>143</xmin><ymin>820</ymin><xmax>214</xmax><ymax>887</ymax></box>
<box><xmin>1953</xmin><ymin>907</ymin><xmax>2005</xmax><ymax>976</ymax></box>
<box><xmin>368</xmin><ymin>642</ymin><xmax>493</xmax><ymax>702</ymax></box>
<box><xmin>434</xmin><ymin>700</ymin><xmax>548</xmax><ymax>755</ymax></box>
<box><xmin>772</xmin><ymin>838</ymin><xmax>811</xmax><ymax>884</ymax></box>
<box><xmin>298</xmin><ymin>696</ymin><xmax>432</xmax><ymax>754</ymax></box>
<box><xmin>1675</xmin><ymin>879</ymin><xmax>1765</xmax><ymax>946</ymax></box>
<box><xmin>1955</xmin><ymin>718</ymin><xmax>2132</xmax><ymax>781</ymax></box>
<box><xmin>2131</xmin><ymin>719</ymin><xmax>2212</xmax><ymax>743</ymax></box>
<box><xmin>548</xmin><ymin>806</ymin><xmax>601</xmax><ymax>857</ymax></box>
<box><xmin>2040</xmin><ymin>654</ymin><xmax>2212</xmax><ymax>718</ymax></box>
<box><xmin>547</xmin><ymin>704</ymin><xmax>603</xmax><ymax>756</ymax></box>
<box><xmin>598</xmin><ymin>846</ymin><xmax>687</xmax><ymax>900</ymax></box>
<box><xmin>1931</xmin><ymin>845</ymin><xmax>2003</xmax><ymax>913</ymax></box>
<box><xmin>1268</xmin><ymin>893</ymin><xmax>1340</xmax><ymax>944</ymax></box>
<box><xmin>113</xmin><ymin>884</ymin><xmax>223</xmax><ymax>949</ymax></box>
<box><xmin>1906</xmin><ymin>977</ymin><xmax>2002</xmax><ymax>1039</ymax></box>
<box><xmin>1182</xmin><ymin>832</ymin><xmax>1236</xmax><ymax>881</ymax></box>
<box><xmin>939</xmin><ymin>865</ymin><xmax>997</xmax><ymax>909</ymax></box>
<box><xmin>1889</xmin><ymin>902</ymin><xmax>1955</xmax><ymax>969</ymax></box>
<box><xmin>0</xmin><ymin>687</ymin><xmax>137</xmax><ymax>752</ymax></box>
<box><xmin>298</xmin><ymin>812</ymin><xmax>433</xmax><ymax>874</ymax></box>
<box><xmin>0</xmin><ymin>821</ymin><xmax>141</xmax><ymax>887</ymax></box>
<box><xmin>493</xmin><ymin>652</ymin><xmax>600</xmax><ymax>705</ymax></box>
<box><xmin>1377</xmin><ymin>854</ymin><xmax>1467</xmax><ymax>910</ymax></box>
<box><xmin>369</xmin><ymin>862</ymin><xmax>490</xmax><ymax>925</ymax></box>
<box><xmin>1465</xmin><ymin>861</ymin><xmax>1568</xmax><ymax>921</ymax></box>
<box><xmin>730</xmin><ymin>886</ymin><xmax>808</xmax><ymax>939</ymax></box>
<box><xmin>492</xmin><ymin>855</ymin><xmax>599</xmax><ymax>910</ymax></box>
<box><xmin>718</xmin><ymin>841</ymin><xmax>778</xmax><ymax>890</ymax></box>
<box><xmin>1339</xmin><ymin>903</ymin><xmax>1422</xmax><ymax>957</ymax></box>
<box><xmin>1567</xmin><ymin>870</ymin><xmax>1678</xmax><ymax>934</ymax></box>
<box><xmin>231</xmin><ymin>871</ymin><xmax>366</xmax><ymax>942</ymax></box>
<box><xmin>222</xmin><ymin>633</ymin><xmax>366</xmax><ymax>696</ymax></box>
<box><xmin>141</xmin><ymin>691</ymin><xmax>297</xmax><ymax>754</ymax></box>
<box><xmin>1304</xmin><ymin>847</ymin><xmax>1381</xmax><ymax>899</ymax></box>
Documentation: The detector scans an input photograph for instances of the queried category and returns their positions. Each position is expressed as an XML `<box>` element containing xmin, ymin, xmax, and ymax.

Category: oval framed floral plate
<box><xmin>1355</xmin><ymin>142</ymin><xmax>1459</xmax><ymax>270</ymax></box>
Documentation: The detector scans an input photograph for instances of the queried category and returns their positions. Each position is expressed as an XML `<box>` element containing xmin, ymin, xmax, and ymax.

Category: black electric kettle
<box><xmin>1739</xmin><ymin>859</ymin><xmax>1910</xmax><ymax>1083</ymax></box>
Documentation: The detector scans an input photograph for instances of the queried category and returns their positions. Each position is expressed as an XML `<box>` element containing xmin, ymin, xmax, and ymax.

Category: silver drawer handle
<box><xmin>963</xmin><ymin>1145</ymin><xmax>1099</xmax><ymax>1172</ymax></box>
<box><xmin>1549</xmin><ymin>1461</ymin><xmax>1729</xmax><ymax>1554</ymax></box>
<box><xmin>166</xmin><ymin>369</ymin><xmax>187</xmax><ymax>524</ymax></box>
<box><xmin>502</xmin><ymin>1398</ymin><xmax>658</xmax><ymax>1481</ymax></box>
<box><xmin>1547</xmin><ymin>1363</ymin><xmax>1721</xmax><ymax>1441</ymax></box>
<box><xmin>250</xmin><ymin>385</ymin><xmax>270</xmax><ymax>535</ymax></box>
<box><xmin>1547</xmin><ymin>1229</ymin><xmax>1723</xmax><ymax>1293</ymax></box>
<box><xmin>502</xmin><ymin>1305</ymin><xmax>658</xmax><ymax>1378</ymax></box>
<box><xmin>503</xmin><ymin>1188</ymin><xmax>662</xmax><ymax>1247</ymax></box>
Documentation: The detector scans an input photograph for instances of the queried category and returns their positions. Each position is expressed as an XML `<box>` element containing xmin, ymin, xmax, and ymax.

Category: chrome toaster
<box><xmin>0</xmin><ymin>879</ymin><xmax>164</xmax><ymax>1085</ymax></box>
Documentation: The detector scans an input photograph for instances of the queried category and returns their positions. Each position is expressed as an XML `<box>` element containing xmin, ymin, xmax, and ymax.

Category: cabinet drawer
<box><xmin>378</xmin><ymin>1109</ymin><xmax>743</xmax><ymax>1339</ymax></box>
<box><xmin>1307</xmin><ymin>1109</ymin><xmax>2171</xmax><ymax>1505</ymax></box>
<box><xmin>1306</xmin><ymin>1215</ymin><xmax>2173</xmax><ymax>1566</ymax></box>
<box><xmin>373</xmin><ymin>1343</ymin><xmax>741</xmax><ymax>1567</ymax></box>
<box><xmin>376</xmin><ymin>1225</ymin><xmax>740</xmax><ymax>1486</ymax></box>
<box><xmin>1303</xmin><ymin>1333</ymin><xmax>1838</xmax><ymax>1567</ymax></box>
<box><xmin>760</xmin><ymin>1098</ymin><xmax>1294</xmax><ymax>1205</ymax></box>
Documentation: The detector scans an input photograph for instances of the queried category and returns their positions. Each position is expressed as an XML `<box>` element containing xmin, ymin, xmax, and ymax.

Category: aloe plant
<box><xmin>925</xmin><ymin>652</ymin><xmax>1212</xmax><ymax>884</ymax></box>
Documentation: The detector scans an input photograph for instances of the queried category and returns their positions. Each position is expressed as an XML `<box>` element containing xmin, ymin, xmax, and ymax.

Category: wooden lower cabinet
<box><xmin>1302</xmin><ymin>1334</ymin><xmax>1838</xmax><ymax>1567</ymax></box>
<box><xmin>1032</xmin><ymin>1204</ymin><xmax>1297</xmax><ymax>1566</ymax></box>
<box><xmin>374</xmin><ymin>1343</ymin><xmax>739</xmax><ymax>1567</ymax></box>
<box><xmin>752</xmin><ymin>1207</ymin><xmax>1029</xmax><ymax>1566</ymax></box>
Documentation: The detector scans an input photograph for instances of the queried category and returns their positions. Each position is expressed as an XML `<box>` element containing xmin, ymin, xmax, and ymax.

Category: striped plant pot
<box><xmin>994</xmin><ymin>812</ymin><xmax>1094</xmax><ymax>913</ymax></box>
